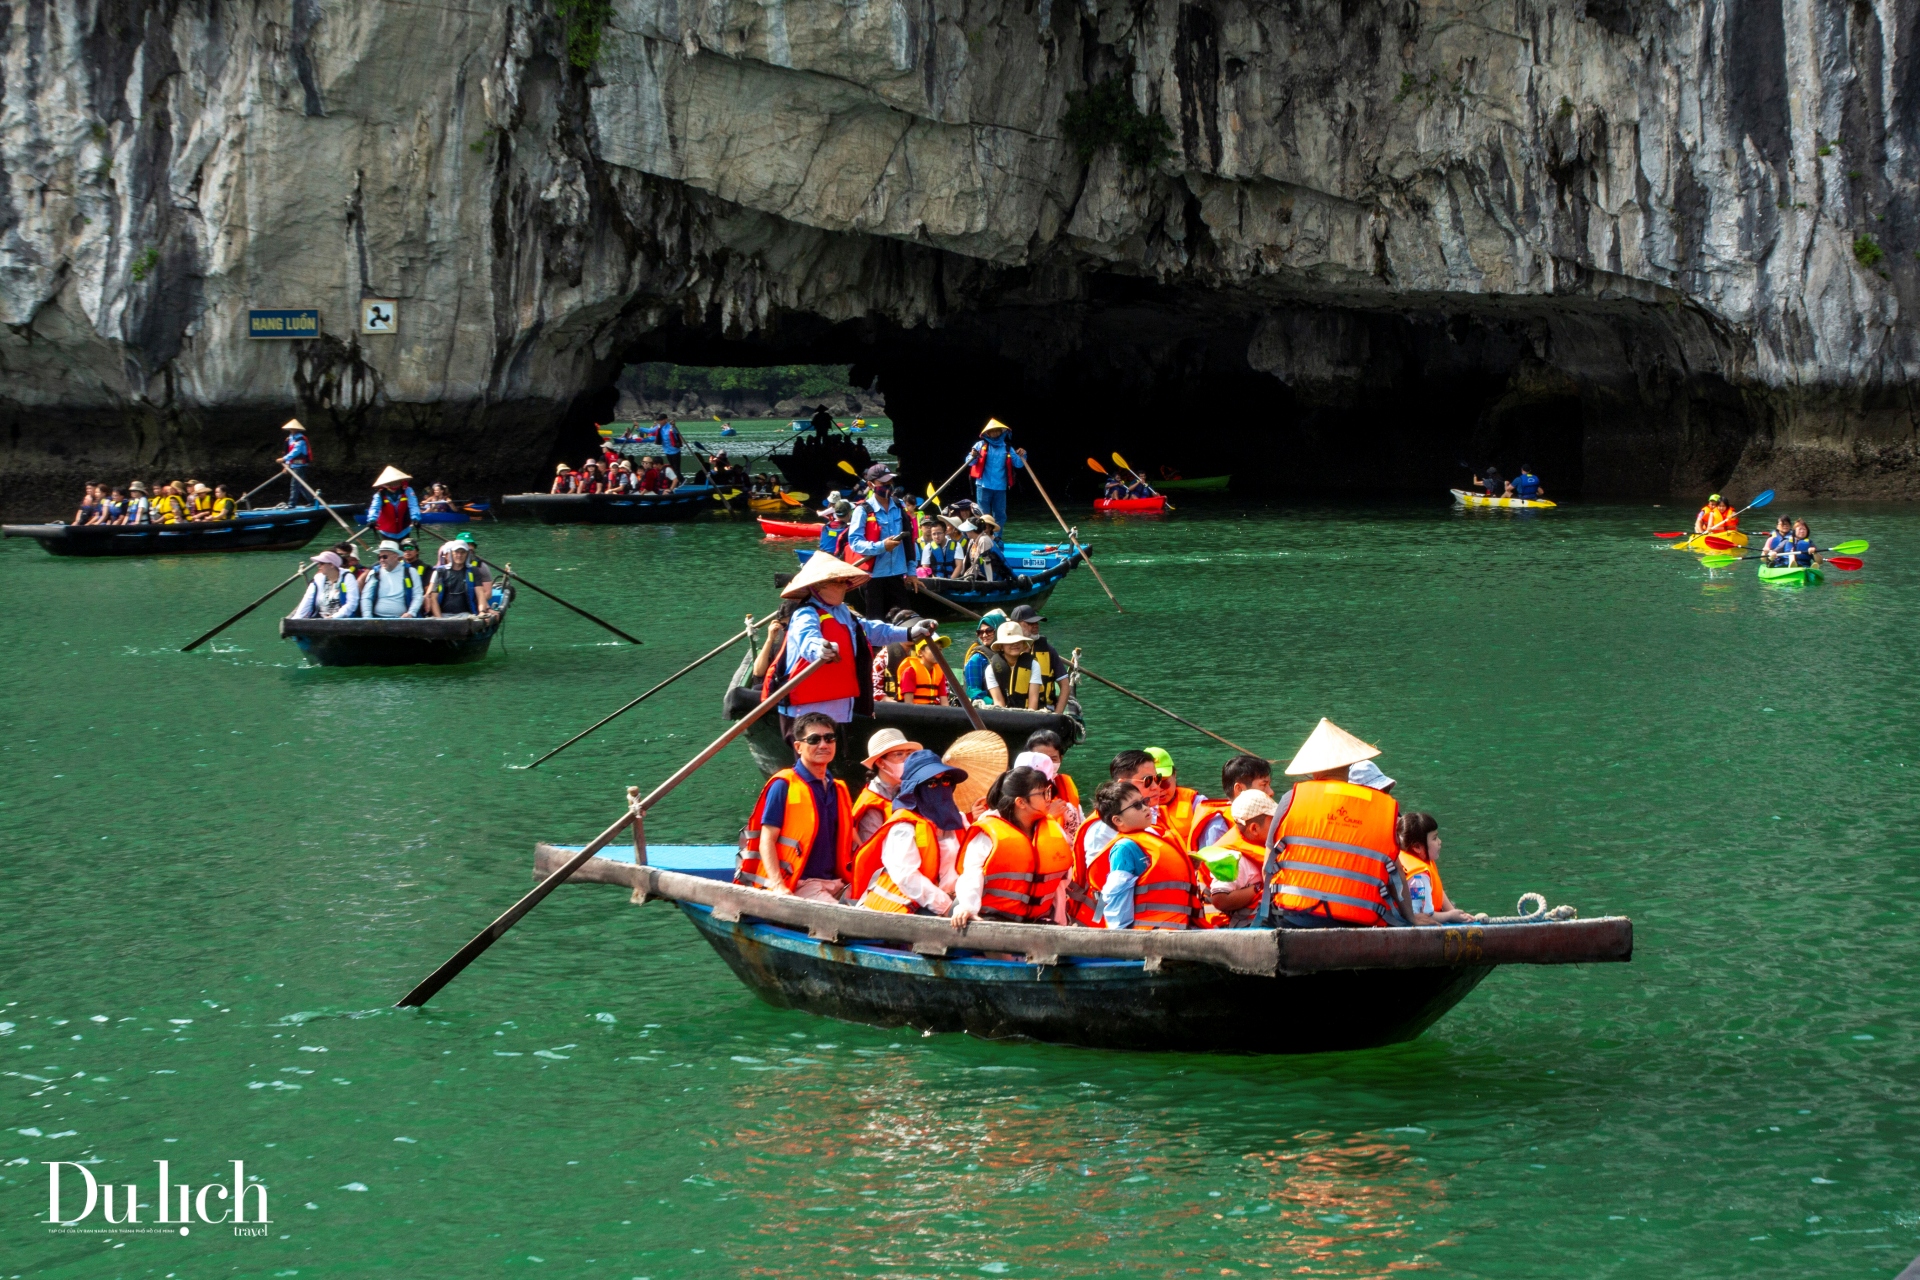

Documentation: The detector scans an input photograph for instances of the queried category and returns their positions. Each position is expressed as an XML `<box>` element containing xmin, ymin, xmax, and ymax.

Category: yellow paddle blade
<box><xmin>837</xmin><ymin>460</ymin><xmax>860</xmax><ymax>476</ymax></box>
<box><xmin>1111</xmin><ymin>451</ymin><xmax>1132</xmax><ymax>472</ymax></box>
<box><xmin>926</xmin><ymin>482</ymin><xmax>938</xmax><ymax>499</ymax></box>
<box><xmin>1086</xmin><ymin>457</ymin><xmax>1108</xmax><ymax>474</ymax></box>
<box><xmin>712</xmin><ymin>490</ymin><xmax>743</xmax><ymax>501</ymax></box>
<box><xmin>712</xmin><ymin>414</ymin><xmax>723</xmax><ymax>421</ymax></box>
<box><xmin>781</xmin><ymin>491</ymin><xmax>810</xmax><ymax>504</ymax></box>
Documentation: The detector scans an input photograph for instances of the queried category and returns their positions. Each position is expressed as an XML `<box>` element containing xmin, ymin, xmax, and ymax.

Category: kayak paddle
<box><xmin>1110</xmin><ymin>452</ymin><xmax>1175</xmax><ymax>511</ymax></box>
<box><xmin>1703</xmin><ymin>535</ymin><xmax>1741</xmax><ymax>551</ymax></box>
<box><xmin>1086</xmin><ymin>458</ymin><xmax>1108</xmax><ymax>474</ymax></box>
<box><xmin>1826</xmin><ymin>556</ymin><xmax>1865</xmax><ymax>571</ymax></box>
<box><xmin>837</xmin><ymin>459</ymin><xmax>861</xmax><ymax>477</ymax></box>
<box><xmin>1653</xmin><ymin>532</ymin><xmax>1691</xmax><ymax>538</ymax></box>
<box><xmin>1829</xmin><ymin>539</ymin><xmax>1869</xmax><ymax>555</ymax></box>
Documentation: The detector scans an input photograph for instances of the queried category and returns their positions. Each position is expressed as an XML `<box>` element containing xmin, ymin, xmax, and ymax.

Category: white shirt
<box><xmin>292</xmin><ymin>572</ymin><xmax>360</xmax><ymax>619</ymax></box>
<box><xmin>950</xmin><ymin>829</ymin><xmax>999</xmax><ymax>918</ymax></box>
<box><xmin>359</xmin><ymin>563</ymin><xmax>423</xmax><ymax>618</ymax></box>
<box><xmin>879</xmin><ymin>823</ymin><xmax>962</xmax><ymax>914</ymax></box>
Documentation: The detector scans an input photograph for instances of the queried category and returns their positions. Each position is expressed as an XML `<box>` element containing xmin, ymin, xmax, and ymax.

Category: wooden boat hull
<box><xmin>280</xmin><ymin>613</ymin><xmax>504</xmax><ymax>665</ymax></box>
<box><xmin>2</xmin><ymin>505</ymin><xmax>357</xmax><ymax>557</ymax></box>
<box><xmin>501</xmin><ymin>489</ymin><xmax>717</xmax><ymax>523</ymax></box>
<box><xmin>1093</xmin><ymin>495</ymin><xmax>1168</xmax><ymax>514</ymax></box>
<box><xmin>1450</xmin><ymin>489</ymin><xmax>1558</xmax><ymax>509</ymax></box>
<box><xmin>1759</xmin><ymin>563</ymin><xmax>1822</xmax><ymax>585</ymax></box>
<box><xmin>724</xmin><ymin>655</ymin><xmax>1081</xmax><ymax>781</ymax></box>
<box><xmin>758</xmin><ymin>517</ymin><xmax>824</xmax><ymax>538</ymax></box>
<box><xmin>534</xmin><ymin>851</ymin><xmax>1634</xmax><ymax>1055</ymax></box>
<box><xmin>1156</xmin><ymin>475</ymin><xmax>1230</xmax><ymax>492</ymax></box>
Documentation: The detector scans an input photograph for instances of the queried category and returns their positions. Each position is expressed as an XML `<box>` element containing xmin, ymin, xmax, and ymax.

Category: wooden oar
<box><xmin>1110</xmin><ymin>452</ymin><xmax>1174</xmax><ymax>511</ymax></box>
<box><xmin>1021</xmin><ymin>460</ymin><xmax>1122</xmax><ymax>612</ymax></box>
<box><xmin>520</xmin><ymin>614</ymin><xmax>776</xmax><ymax>769</ymax></box>
<box><xmin>181</xmin><ymin>560</ymin><xmax>313</xmax><ymax>652</ymax></box>
<box><xmin>236</xmin><ymin>472</ymin><xmax>287</xmax><ymax>509</ymax></box>
<box><xmin>282</xmin><ymin>465</ymin><xmax>359</xmax><ymax>536</ymax></box>
<box><xmin>928</xmin><ymin>459</ymin><xmax>971</xmax><ymax>504</ymax></box>
<box><xmin>1070</xmin><ymin>658</ymin><xmax>1256</xmax><ymax>756</ymax></box>
<box><xmin>909</xmin><ymin>577</ymin><xmax>983</xmax><ymax>620</ymax></box>
<box><xmin>394</xmin><ymin>666</ymin><xmax>814</xmax><ymax>1008</ymax></box>
<box><xmin>413</xmin><ymin>525</ymin><xmax>645</xmax><ymax>646</ymax></box>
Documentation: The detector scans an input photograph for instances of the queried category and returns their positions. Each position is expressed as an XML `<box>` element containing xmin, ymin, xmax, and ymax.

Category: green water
<box><xmin>4</xmin><ymin>499</ymin><xmax>1916</xmax><ymax>1278</ymax></box>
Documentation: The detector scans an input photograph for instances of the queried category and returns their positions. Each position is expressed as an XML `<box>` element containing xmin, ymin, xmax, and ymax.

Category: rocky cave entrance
<box><xmin>571</xmin><ymin>285</ymin><xmax>1767</xmax><ymax>502</ymax></box>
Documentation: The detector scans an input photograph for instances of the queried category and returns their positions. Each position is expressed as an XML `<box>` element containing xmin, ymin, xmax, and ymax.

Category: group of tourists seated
<box><xmin>810</xmin><ymin>492</ymin><xmax>1012</xmax><ymax>582</ymax></box>
<box><xmin>552</xmin><ymin>456</ymin><xmax>680</xmax><ymax>494</ymax></box>
<box><xmin>736</xmin><ymin>715</ymin><xmax>1484</xmax><ymax>931</ymax></box>
<box><xmin>957</xmin><ymin>606</ymin><xmax>1069</xmax><ymax>710</ymax></box>
<box><xmin>1759</xmin><ymin>515</ymin><xmax>1821</xmax><ymax>566</ymax></box>
<box><xmin>70</xmin><ymin>480</ymin><xmax>237</xmax><ymax>525</ymax></box>
<box><xmin>1473</xmin><ymin>465</ymin><xmax>1546</xmax><ymax>500</ymax></box>
<box><xmin>1102</xmin><ymin>474</ymin><xmax>1158</xmax><ymax>500</ymax></box>
<box><xmin>289</xmin><ymin>533</ymin><xmax>508</xmax><ymax>620</ymax></box>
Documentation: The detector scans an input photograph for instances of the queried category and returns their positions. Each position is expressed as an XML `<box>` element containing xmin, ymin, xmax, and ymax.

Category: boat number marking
<box><xmin>1442</xmin><ymin>928</ymin><xmax>1484</xmax><ymax>963</ymax></box>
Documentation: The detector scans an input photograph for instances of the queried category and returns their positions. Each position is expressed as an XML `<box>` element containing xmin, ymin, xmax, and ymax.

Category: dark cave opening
<box><xmin>571</xmin><ymin>286</ymin><xmax>1767</xmax><ymax>504</ymax></box>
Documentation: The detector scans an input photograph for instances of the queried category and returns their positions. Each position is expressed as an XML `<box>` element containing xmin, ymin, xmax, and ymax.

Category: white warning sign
<box><xmin>360</xmin><ymin>299</ymin><xmax>397</xmax><ymax>334</ymax></box>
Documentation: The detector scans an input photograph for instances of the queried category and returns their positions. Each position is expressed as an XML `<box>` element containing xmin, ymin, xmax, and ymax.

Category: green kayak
<box><xmin>1156</xmin><ymin>475</ymin><xmax>1231</xmax><ymax>492</ymax></box>
<box><xmin>1759</xmin><ymin>563</ymin><xmax>1823</xmax><ymax>586</ymax></box>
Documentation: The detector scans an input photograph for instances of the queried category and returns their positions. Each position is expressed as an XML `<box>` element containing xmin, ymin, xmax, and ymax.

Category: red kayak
<box><xmin>1093</xmin><ymin>495</ymin><xmax>1168</xmax><ymax>514</ymax></box>
<box><xmin>758</xmin><ymin>516</ymin><xmax>825</xmax><ymax>539</ymax></box>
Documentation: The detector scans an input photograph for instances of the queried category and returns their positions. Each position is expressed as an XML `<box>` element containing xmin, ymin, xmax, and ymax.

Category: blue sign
<box><xmin>248</xmin><ymin>309</ymin><xmax>320</xmax><ymax>339</ymax></box>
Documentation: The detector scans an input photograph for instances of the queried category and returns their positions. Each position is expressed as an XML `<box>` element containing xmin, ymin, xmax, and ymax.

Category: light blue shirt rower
<box><xmin>966</xmin><ymin>419</ymin><xmax>1026</xmax><ymax>536</ymax></box>
<box><xmin>779</xmin><ymin>554</ymin><xmax>923</xmax><ymax>724</ymax></box>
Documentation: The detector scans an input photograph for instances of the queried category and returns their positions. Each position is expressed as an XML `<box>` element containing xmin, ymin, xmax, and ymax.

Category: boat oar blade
<box><xmin>1748</xmin><ymin>489</ymin><xmax>1775</xmax><ymax>509</ymax></box>
<box><xmin>1110</xmin><ymin>451</ymin><xmax>1131</xmax><ymax>472</ymax></box>
<box><xmin>1829</xmin><ymin>539</ymin><xmax>1869</xmax><ymax>555</ymax></box>
<box><xmin>836</xmin><ymin>460</ymin><xmax>860</xmax><ymax>476</ymax></box>
<box><xmin>1826</xmin><ymin>555</ymin><xmax>1864</xmax><ymax>570</ymax></box>
<box><xmin>1699</xmin><ymin>555</ymin><xmax>1742</xmax><ymax>568</ymax></box>
<box><xmin>1652</xmin><ymin>532</ymin><xmax>1689</xmax><ymax>539</ymax></box>
<box><xmin>1087</xmin><ymin>458</ymin><xmax>1108</xmax><ymax>474</ymax></box>
<box><xmin>1703</xmin><ymin>535</ymin><xmax>1739</xmax><ymax>551</ymax></box>
<box><xmin>782</xmin><ymin>491</ymin><xmax>810</xmax><ymax>504</ymax></box>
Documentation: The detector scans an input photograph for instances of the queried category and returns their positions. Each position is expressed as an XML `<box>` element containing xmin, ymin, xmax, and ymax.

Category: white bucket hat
<box><xmin>376</xmin><ymin>539</ymin><xmax>404</xmax><ymax>555</ymax></box>
<box><xmin>863</xmin><ymin>728</ymin><xmax>923</xmax><ymax>766</ymax></box>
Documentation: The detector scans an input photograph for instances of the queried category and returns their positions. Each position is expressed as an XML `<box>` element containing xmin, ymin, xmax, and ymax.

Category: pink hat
<box><xmin>312</xmin><ymin>551</ymin><xmax>343</xmax><ymax>569</ymax></box>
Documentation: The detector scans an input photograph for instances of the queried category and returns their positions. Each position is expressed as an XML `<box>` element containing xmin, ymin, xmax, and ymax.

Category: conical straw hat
<box><xmin>1283</xmin><ymin>718</ymin><xmax>1381</xmax><ymax>776</ymax></box>
<box><xmin>943</xmin><ymin>729</ymin><xmax>1008</xmax><ymax>816</ymax></box>
<box><xmin>781</xmin><ymin>550</ymin><xmax>871</xmax><ymax>600</ymax></box>
<box><xmin>373</xmin><ymin>465</ymin><xmax>412</xmax><ymax>486</ymax></box>
<box><xmin>281</xmin><ymin>418</ymin><xmax>306</xmax><ymax>431</ymax></box>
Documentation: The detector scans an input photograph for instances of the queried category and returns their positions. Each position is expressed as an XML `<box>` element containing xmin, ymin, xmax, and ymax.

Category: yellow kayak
<box><xmin>748</xmin><ymin>495</ymin><xmax>806</xmax><ymax>514</ymax></box>
<box><xmin>1674</xmin><ymin>530</ymin><xmax>1749</xmax><ymax>553</ymax></box>
<box><xmin>1450</xmin><ymin>489</ymin><xmax>1557</xmax><ymax>509</ymax></box>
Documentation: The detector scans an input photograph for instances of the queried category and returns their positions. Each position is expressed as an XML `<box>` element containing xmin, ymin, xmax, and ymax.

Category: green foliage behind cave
<box><xmin>628</xmin><ymin>363</ymin><xmax>856</xmax><ymax>402</ymax></box>
<box><xmin>1061</xmin><ymin>77</ymin><xmax>1172</xmax><ymax>171</ymax></box>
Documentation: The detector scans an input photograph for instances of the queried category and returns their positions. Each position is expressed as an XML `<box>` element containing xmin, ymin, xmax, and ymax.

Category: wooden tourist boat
<box><xmin>785</xmin><ymin>542</ymin><xmax>1087</xmax><ymax>616</ymax></box>
<box><xmin>722</xmin><ymin>653</ymin><xmax>1080</xmax><ymax>782</ymax></box>
<box><xmin>530</xmin><ymin>841</ymin><xmax>1634</xmax><ymax>1054</ymax></box>
<box><xmin>1450</xmin><ymin>489</ymin><xmax>1558</xmax><ymax>510</ymax></box>
<box><xmin>3</xmin><ymin>504</ymin><xmax>358</xmax><ymax>557</ymax></box>
<box><xmin>280</xmin><ymin>610</ymin><xmax>508</xmax><ymax>666</ymax></box>
<box><xmin>1093</xmin><ymin>495</ymin><xmax>1169</xmax><ymax>514</ymax></box>
<box><xmin>758</xmin><ymin>516</ymin><xmax>824</xmax><ymax>538</ymax></box>
<box><xmin>501</xmin><ymin>487</ymin><xmax>717</xmax><ymax>523</ymax></box>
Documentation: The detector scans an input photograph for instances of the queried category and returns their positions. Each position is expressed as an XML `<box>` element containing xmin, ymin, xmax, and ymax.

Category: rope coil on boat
<box><xmin>1477</xmin><ymin>892</ymin><xmax>1578</xmax><ymax>924</ymax></box>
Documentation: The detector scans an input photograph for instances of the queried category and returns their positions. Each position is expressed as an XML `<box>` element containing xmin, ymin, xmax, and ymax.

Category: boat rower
<box><xmin>1782</xmin><ymin>518</ymin><xmax>1820</xmax><ymax>568</ymax></box>
<box><xmin>965</xmin><ymin>418</ymin><xmax>1026</xmax><ymax>540</ymax></box>
<box><xmin>1512</xmin><ymin>465</ymin><xmax>1545</xmax><ymax>500</ymax></box>
<box><xmin>1693</xmin><ymin>493</ymin><xmax>1738</xmax><ymax>535</ymax></box>
<box><xmin>280</xmin><ymin>419</ymin><xmax>313</xmax><ymax>505</ymax></box>
<box><xmin>1257</xmin><ymin>718</ymin><xmax>1413</xmax><ymax>929</ymax></box>
<box><xmin>768</xmin><ymin>551</ymin><xmax>929</xmax><ymax>743</ymax></box>
<box><xmin>1103</xmin><ymin>473</ymin><xmax>1128</xmax><ymax>500</ymax></box>
<box><xmin>290</xmin><ymin>551</ymin><xmax>360</xmax><ymax>619</ymax></box>
<box><xmin>365</xmin><ymin>465</ymin><xmax>420</xmax><ymax>538</ymax></box>
<box><xmin>1759</xmin><ymin>515</ymin><xmax>1794</xmax><ymax>564</ymax></box>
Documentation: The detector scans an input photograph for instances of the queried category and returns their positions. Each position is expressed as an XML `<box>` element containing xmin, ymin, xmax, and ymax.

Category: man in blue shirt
<box><xmin>778</xmin><ymin>550</ymin><xmax>927</xmax><ymax>729</ymax></box>
<box><xmin>280</xmin><ymin>419</ymin><xmax>313</xmax><ymax>505</ymax></box>
<box><xmin>848</xmin><ymin>464</ymin><xmax>920</xmax><ymax>618</ymax></box>
<box><xmin>651</xmin><ymin>412</ymin><xmax>685</xmax><ymax>480</ymax></box>
<box><xmin>752</xmin><ymin>710</ymin><xmax>852</xmax><ymax>902</ymax></box>
<box><xmin>1513</xmin><ymin>465</ymin><xmax>1545</xmax><ymax>499</ymax></box>
<box><xmin>965</xmin><ymin>419</ymin><xmax>1025</xmax><ymax>538</ymax></box>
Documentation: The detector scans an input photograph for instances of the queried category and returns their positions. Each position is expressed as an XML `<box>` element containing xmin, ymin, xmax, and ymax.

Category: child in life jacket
<box><xmin>1395</xmin><ymin>812</ymin><xmax>1482</xmax><ymax>925</ymax></box>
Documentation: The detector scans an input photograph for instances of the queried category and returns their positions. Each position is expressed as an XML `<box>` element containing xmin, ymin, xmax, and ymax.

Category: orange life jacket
<box><xmin>960</xmin><ymin>814</ymin><xmax>1039</xmax><ymax>920</ymax></box>
<box><xmin>852</xmin><ymin>810</ymin><xmax>942</xmax><ymax>912</ymax></box>
<box><xmin>897</xmin><ymin>652</ymin><xmax>946</xmax><ymax>705</ymax></box>
<box><xmin>1397</xmin><ymin>849</ymin><xmax>1449</xmax><ymax>916</ymax></box>
<box><xmin>1055</xmin><ymin>772</ymin><xmax>1080</xmax><ymax>811</ymax></box>
<box><xmin>1089</xmin><ymin>829</ymin><xmax>1199</xmax><ymax>929</ymax></box>
<box><xmin>1186</xmin><ymin>795</ymin><xmax>1233</xmax><ymax>849</ymax></box>
<box><xmin>1268</xmin><ymin>780</ymin><xmax>1401</xmax><ymax>926</ymax></box>
<box><xmin>849</xmin><ymin>784</ymin><xmax>892</xmax><ymax>841</ymax></box>
<box><xmin>1067</xmin><ymin>815</ymin><xmax>1117</xmax><ymax>926</ymax></box>
<box><xmin>735</xmin><ymin>767</ymin><xmax>854</xmax><ymax>892</ymax></box>
<box><xmin>1029</xmin><ymin>817</ymin><xmax>1075</xmax><ymax>923</ymax></box>
<box><xmin>1162</xmin><ymin>786</ymin><xmax>1202</xmax><ymax>847</ymax></box>
<box><xmin>785</xmin><ymin>605</ymin><xmax>860</xmax><ymax>705</ymax></box>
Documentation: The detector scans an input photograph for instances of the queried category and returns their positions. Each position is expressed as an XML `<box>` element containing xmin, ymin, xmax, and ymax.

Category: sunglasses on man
<box><xmin>797</xmin><ymin>732</ymin><xmax>838</xmax><ymax>746</ymax></box>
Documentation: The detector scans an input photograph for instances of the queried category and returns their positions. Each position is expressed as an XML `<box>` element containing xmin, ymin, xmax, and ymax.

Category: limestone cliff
<box><xmin>1</xmin><ymin>0</ymin><xmax>1915</xmax><ymax>507</ymax></box>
